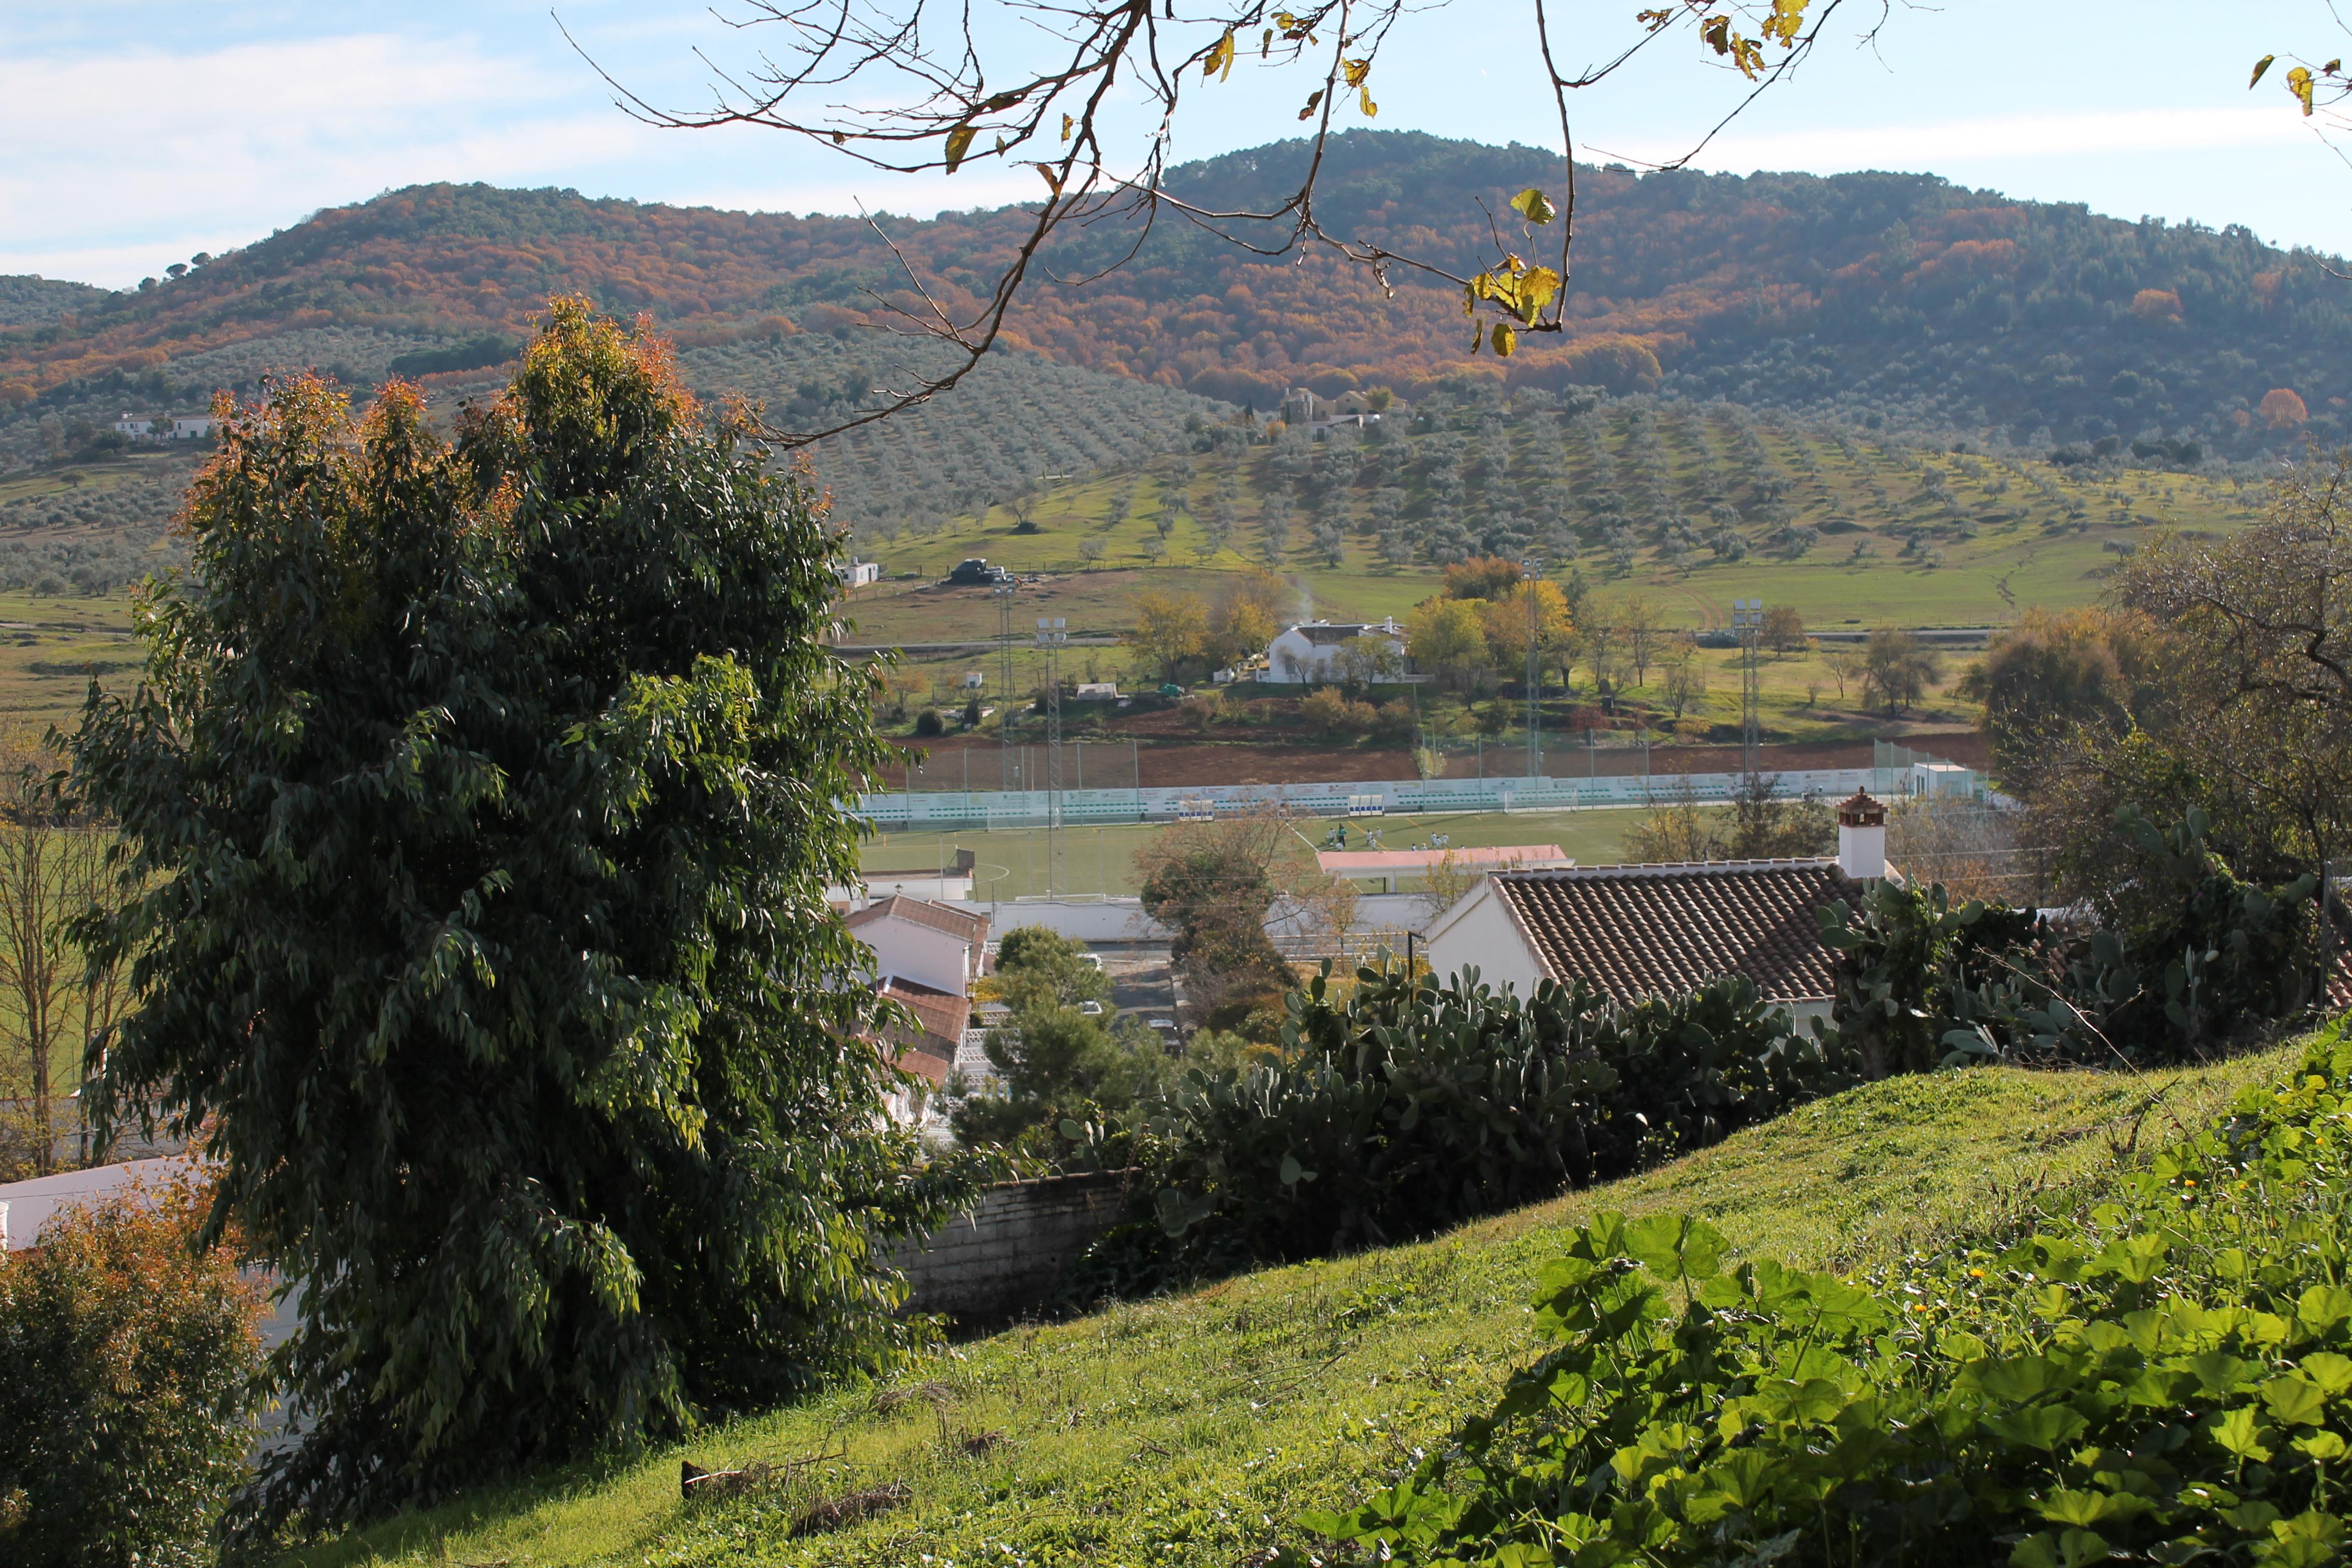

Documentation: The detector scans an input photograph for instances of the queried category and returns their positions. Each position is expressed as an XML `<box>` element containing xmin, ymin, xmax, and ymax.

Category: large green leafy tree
<box><xmin>72</xmin><ymin>301</ymin><xmax>976</xmax><ymax>1529</ymax></box>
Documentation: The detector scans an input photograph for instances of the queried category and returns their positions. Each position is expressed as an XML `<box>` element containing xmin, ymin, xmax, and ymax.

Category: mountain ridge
<box><xmin>4</xmin><ymin>130</ymin><xmax>2346</xmax><ymax>459</ymax></box>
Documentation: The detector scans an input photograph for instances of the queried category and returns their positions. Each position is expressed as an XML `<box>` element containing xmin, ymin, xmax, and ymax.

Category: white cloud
<box><xmin>1618</xmin><ymin>105</ymin><xmax>2315</xmax><ymax>176</ymax></box>
<box><xmin>0</xmin><ymin>31</ymin><xmax>646</xmax><ymax>285</ymax></box>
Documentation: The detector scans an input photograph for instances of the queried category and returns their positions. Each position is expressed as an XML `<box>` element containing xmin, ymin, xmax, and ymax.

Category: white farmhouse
<box><xmin>1261</xmin><ymin>618</ymin><xmax>1406</xmax><ymax>684</ymax></box>
<box><xmin>835</xmin><ymin>559</ymin><xmax>883</xmax><ymax>587</ymax></box>
<box><xmin>112</xmin><ymin>414</ymin><xmax>215</xmax><ymax>442</ymax></box>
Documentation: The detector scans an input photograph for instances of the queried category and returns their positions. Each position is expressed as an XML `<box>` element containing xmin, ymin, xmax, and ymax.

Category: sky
<box><xmin>8</xmin><ymin>1</ymin><xmax>2352</xmax><ymax>290</ymax></box>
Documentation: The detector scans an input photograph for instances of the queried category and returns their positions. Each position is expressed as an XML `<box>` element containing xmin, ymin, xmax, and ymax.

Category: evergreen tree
<box><xmin>72</xmin><ymin>302</ymin><xmax>983</xmax><ymax>1531</ymax></box>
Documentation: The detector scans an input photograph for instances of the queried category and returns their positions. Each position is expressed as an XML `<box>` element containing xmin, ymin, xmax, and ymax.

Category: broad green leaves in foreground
<box><xmin>1309</xmin><ymin>1020</ymin><xmax>2352</xmax><ymax>1566</ymax></box>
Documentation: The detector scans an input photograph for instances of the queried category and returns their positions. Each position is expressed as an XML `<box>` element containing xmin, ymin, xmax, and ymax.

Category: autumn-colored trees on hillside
<box><xmin>6</xmin><ymin>136</ymin><xmax>2342</xmax><ymax>456</ymax></box>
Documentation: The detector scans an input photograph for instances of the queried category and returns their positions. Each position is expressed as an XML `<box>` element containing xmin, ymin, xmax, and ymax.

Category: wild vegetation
<box><xmin>1314</xmin><ymin>1023</ymin><xmax>2352</xmax><ymax>1568</ymax></box>
<box><xmin>253</xmin><ymin>1043</ymin><xmax>2304</xmax><ymax>1568</ymax></box>
<box><xmin>0</xmin><ymin>1171</ymin><xmax>265</xmax><ymax>1568</ymax></box>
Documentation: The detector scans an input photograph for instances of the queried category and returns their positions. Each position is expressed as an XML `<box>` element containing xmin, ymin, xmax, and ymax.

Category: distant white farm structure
<box><xmin>1278</xmin><ymin>386</ymin><xmax>1390</xmax><ymax>435</ymax></box>
<box><xmin>1261</xmin><ymin>618</ymin><xmax>1407</xmax><ymax>685</ymax></box>
<box><xmin>113</xmin><ymin>413</ymin><xmax>215</xmax><ymax>442</ymax></box>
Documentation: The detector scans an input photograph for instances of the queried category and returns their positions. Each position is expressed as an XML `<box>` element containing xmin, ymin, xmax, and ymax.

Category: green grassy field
<box><xmin>0</xmin><ymin>590</ymin><xmax>141</xmax><ymax>732</ymax></box>
<box><xmin>865</xmin><ymin>805</ymin><xmax>1658</xmax><ymax>901</ymax></box>
<box><xmin>845</xmin><ymin>410</ymin><xmax>2263</xmax><ymax>652</ymax></box>
<box><xmin>281</xmin><ymin>1040</ymin><xmax>2300</xmax><ymax>1568</ymax></box>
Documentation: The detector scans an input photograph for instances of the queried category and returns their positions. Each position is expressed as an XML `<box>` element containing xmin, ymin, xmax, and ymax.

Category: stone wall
<box><xmin>892</xmin><ymin>1169</ymin><xmax>1135</xmax><ymax>1324</ymax></box>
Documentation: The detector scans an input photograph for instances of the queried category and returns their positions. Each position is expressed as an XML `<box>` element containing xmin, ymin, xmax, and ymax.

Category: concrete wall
<box><xmin>891</xmin><ymin>1169</ymin><xmax>1134</xmax><ymax>1324</ymax></box>
<box><xmin>861</xmin><ymin>914</ymin><xmax>974</xmax><ymax>995</ymax></box>
<box><xmin>965</xmin><ymin>898</ymin><xmax>1170</xmax><ymax>942</ymax></box>
<box><xmin>972</xmin><ymin>891</ymin><xmax>1436</xmax><ymax>947</ymax></box>
<box><xmin>855</xmin><ymin>765</ymin><xmax>1952</xmax><ymax>831</ymax></box>
<box><xmin>1422</xmin><ymin>879</ymin><xmax>1549</xmax><ymax>997</ymax></box>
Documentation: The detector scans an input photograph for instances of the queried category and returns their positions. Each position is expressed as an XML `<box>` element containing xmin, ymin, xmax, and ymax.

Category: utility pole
<box><xmin>1036</xmin><ymin>616</ymin><xmax>1069</xmax><ymax>896</ymax></box>
<box><xmin>994</xmin><ymin>580</ymin><xmax>1017</xmax><ymax>789</ymax></box>
<box><xmin>1520</xmin><ymin>555</ymin><xmax>1544</xmax><ymax>781</ymax></box>
<box><xmin>1733</xmin><ymin>597</ymin><xmax>1763</xmax><ymax>781</ymax></box>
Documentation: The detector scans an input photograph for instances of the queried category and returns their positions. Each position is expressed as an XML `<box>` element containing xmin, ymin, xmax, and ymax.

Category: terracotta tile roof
<box><xmin>1488</xmin><ymin>858</ymin><xmax>1865</xmax><ymax>1004</ymax></box>
<box><xmin>892</xmin><ymin>1045</ymin><xmax>954</xmax><ymax>1086</ymax></box>
<box><xmin>876</xmin><ymin>976</ymin><xmax>969</xmax><ymax>1077</ymax></box>
<box><xmin>878</xmin><ymin>976</ymin><xmax>972</xmax><ymax>1052</ymax></box>
<box><xmin>845</xmin><ymin>894</ymin><xmax>989</xmax><ymax>945</ymax></box>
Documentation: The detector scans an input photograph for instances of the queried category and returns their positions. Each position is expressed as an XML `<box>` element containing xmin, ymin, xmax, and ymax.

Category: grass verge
<box><xmin>280</xmin><ymin>1044</ymin><xmax>2299</xmax><ymax>1568</ymax></box>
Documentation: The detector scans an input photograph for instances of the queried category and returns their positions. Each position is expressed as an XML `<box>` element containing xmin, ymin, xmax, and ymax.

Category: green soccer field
<box><xmin>863</xmin><ymin>804</ymin><xmax>1660</xmax><ymax>901</ymax></box>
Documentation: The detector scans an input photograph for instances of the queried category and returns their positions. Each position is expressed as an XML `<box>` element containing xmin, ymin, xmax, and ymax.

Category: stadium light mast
<box><xmin>1036</xmin><ymin>615</ymin><xmax>1069</xmax><ymax>896</ymax></box>
<box><xmin>1733</xmin><ymin>597</ymin><xmax>1765</xmax><ymax>781</ymax></box>
<box><xmin>1520</xmin><ymin>556</ymin><xmax>1544</xmax><ymax>782</ymax></box>
<box><xmin>994</xmin><ymin>579</ymin><xmax>1017</xmax><ymax>789</ymax></box>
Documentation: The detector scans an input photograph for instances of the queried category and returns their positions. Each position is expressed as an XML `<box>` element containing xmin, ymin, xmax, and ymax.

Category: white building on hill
<box><xmin>1262</xmin><ymin>618</ymin><xmax>1406</xmax><ymax>684</ymax></box>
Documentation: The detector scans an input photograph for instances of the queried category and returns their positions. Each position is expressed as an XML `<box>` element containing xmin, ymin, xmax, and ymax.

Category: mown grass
<box><xmin>281</xmin><ymin>1042</ymin><xmax>2300</xmax><ymax>1568</ymax></box>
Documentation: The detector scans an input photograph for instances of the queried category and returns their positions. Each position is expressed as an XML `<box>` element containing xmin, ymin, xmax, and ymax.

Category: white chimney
<box><xmin>1836</xmin><ymin>790</ymin><xmax>1887</xmax><ymax>880</ymax></box>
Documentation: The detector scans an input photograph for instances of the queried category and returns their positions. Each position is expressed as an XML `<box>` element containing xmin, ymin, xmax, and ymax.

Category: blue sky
<box><xmin>8</xmin><ymin>1</ymin><xmax>2350</xmax><ymax>288</ymax></box>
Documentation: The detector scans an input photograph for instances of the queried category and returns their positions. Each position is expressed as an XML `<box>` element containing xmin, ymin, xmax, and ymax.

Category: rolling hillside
<box><xmin>5</xmin><ymin>132</ymin><xmax>2347</xmax><ymax>463</ymax></box>
<box><xmin>278</xmin><ymin>1044</ymin><xmax>2297</xmax><ymax>1568</ymax></box>
<box><xmin>0</xmin><ymin>130</ymin><xmax>2320</xmax><ymax>661</ymax></box>
<box><xmin>843</xmin><ymin>383</ymin><xmax>2267</xmax><ymax>646</ymax></box>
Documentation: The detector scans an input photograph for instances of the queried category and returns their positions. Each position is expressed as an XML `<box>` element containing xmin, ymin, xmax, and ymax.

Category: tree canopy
<box><xmin>72</xmin><ymin>300</ymin><xmax>981</xmax><ymax>1529</ymax></box>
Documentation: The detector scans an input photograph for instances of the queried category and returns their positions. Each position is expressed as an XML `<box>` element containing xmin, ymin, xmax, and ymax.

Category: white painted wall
<box><xmin>1422</xmin><ymin>881</ymin><xmax>1548</xmax><ymax>997</ymax></box>
<box><xmin>861</xmin><ymin>916</ymin><xmax>974</xmax><ymax>994</ymax></box>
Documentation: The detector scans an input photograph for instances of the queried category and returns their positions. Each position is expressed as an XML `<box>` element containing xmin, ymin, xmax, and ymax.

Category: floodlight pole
<box><xmin>994</xmin><ymin>581</ymin><xmax>1017</xmax><ymax>789</ymax></box>
<box><xmin>1734</xmin><ymin>597</ymin><xmax>1763</xmax><ymax>781</ymax></box>
<box><xmin>1521</xmin><ymin>556</ymin><xmax>1543</xmax><ymax>782</ymax></box>
<box><xmin>1036</xmin><ymin>616</ymin><xmax>1069</xmax><ymax>896</ymax></box>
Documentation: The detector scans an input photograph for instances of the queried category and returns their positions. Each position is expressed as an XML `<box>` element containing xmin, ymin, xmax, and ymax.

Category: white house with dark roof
<box><xmin>1262</xmin><ymin>618</ymin><xmax>1407</xmax><ymax>684</ymax></box>
<box><xmin>1422</xmin><ymin>792</ymin><xmax>1894</xmax><ymax>1031</ymax></box>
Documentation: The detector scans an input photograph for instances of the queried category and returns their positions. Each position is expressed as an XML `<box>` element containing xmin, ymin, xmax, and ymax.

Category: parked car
<box><xmin>946</xmin><ymin>557</ymin><xmax>1013</xmax><ymax>586</ymax></box>
<box><xmin>1079</xmin><ymin>1000</ymin><xmax>1105</xmax><ymax>1016</ymax></box>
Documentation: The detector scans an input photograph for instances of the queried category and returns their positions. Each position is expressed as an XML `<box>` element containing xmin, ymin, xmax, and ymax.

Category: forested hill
<box><xmin>4</xmin><ymin>130</ymin><xmax>2349</xmax><ymax>459</ymax></box>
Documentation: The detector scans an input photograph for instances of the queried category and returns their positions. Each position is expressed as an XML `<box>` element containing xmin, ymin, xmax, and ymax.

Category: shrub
<box><xmin>1121</xmin><ymin>962</ymin><xmax>1850</xmax><ymax>1271</ymax></box>
<box><xmin>1821</xmin><ymin>807</ymin><xmax>2320</xmax><ymax>1074</ymax></box>
<box><xmin>1309</xmin><ymin>1020</ymin><xmax>2352</xmax><ymax>1568</ymax></box>
<box><xmin>1298</xmin><ymin>686</ymin><xmax>1378</xmax><ymax>735</ymax></box>
<box><xmin>0</xmin><ymin>1173</ymin><xmax>264</xmax><ymax>1568</ymax></box>
<box><xmin>913</xmin><ymin>707</ymin><xmax>946</xmax><ymax>737</ymax></box>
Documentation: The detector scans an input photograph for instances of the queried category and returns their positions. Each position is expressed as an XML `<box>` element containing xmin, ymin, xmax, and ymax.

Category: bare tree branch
<box><xmin>563</xmin><ymin>0</ymin><xmax>1870</xmax><ymax>444</ymax></box>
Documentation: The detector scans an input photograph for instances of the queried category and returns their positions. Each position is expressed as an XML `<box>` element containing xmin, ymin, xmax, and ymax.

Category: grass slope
<box><xmin>285</xmin><ymin>1044</ymin><xmax>2296</xmax><ymax>1568</ymax></box>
